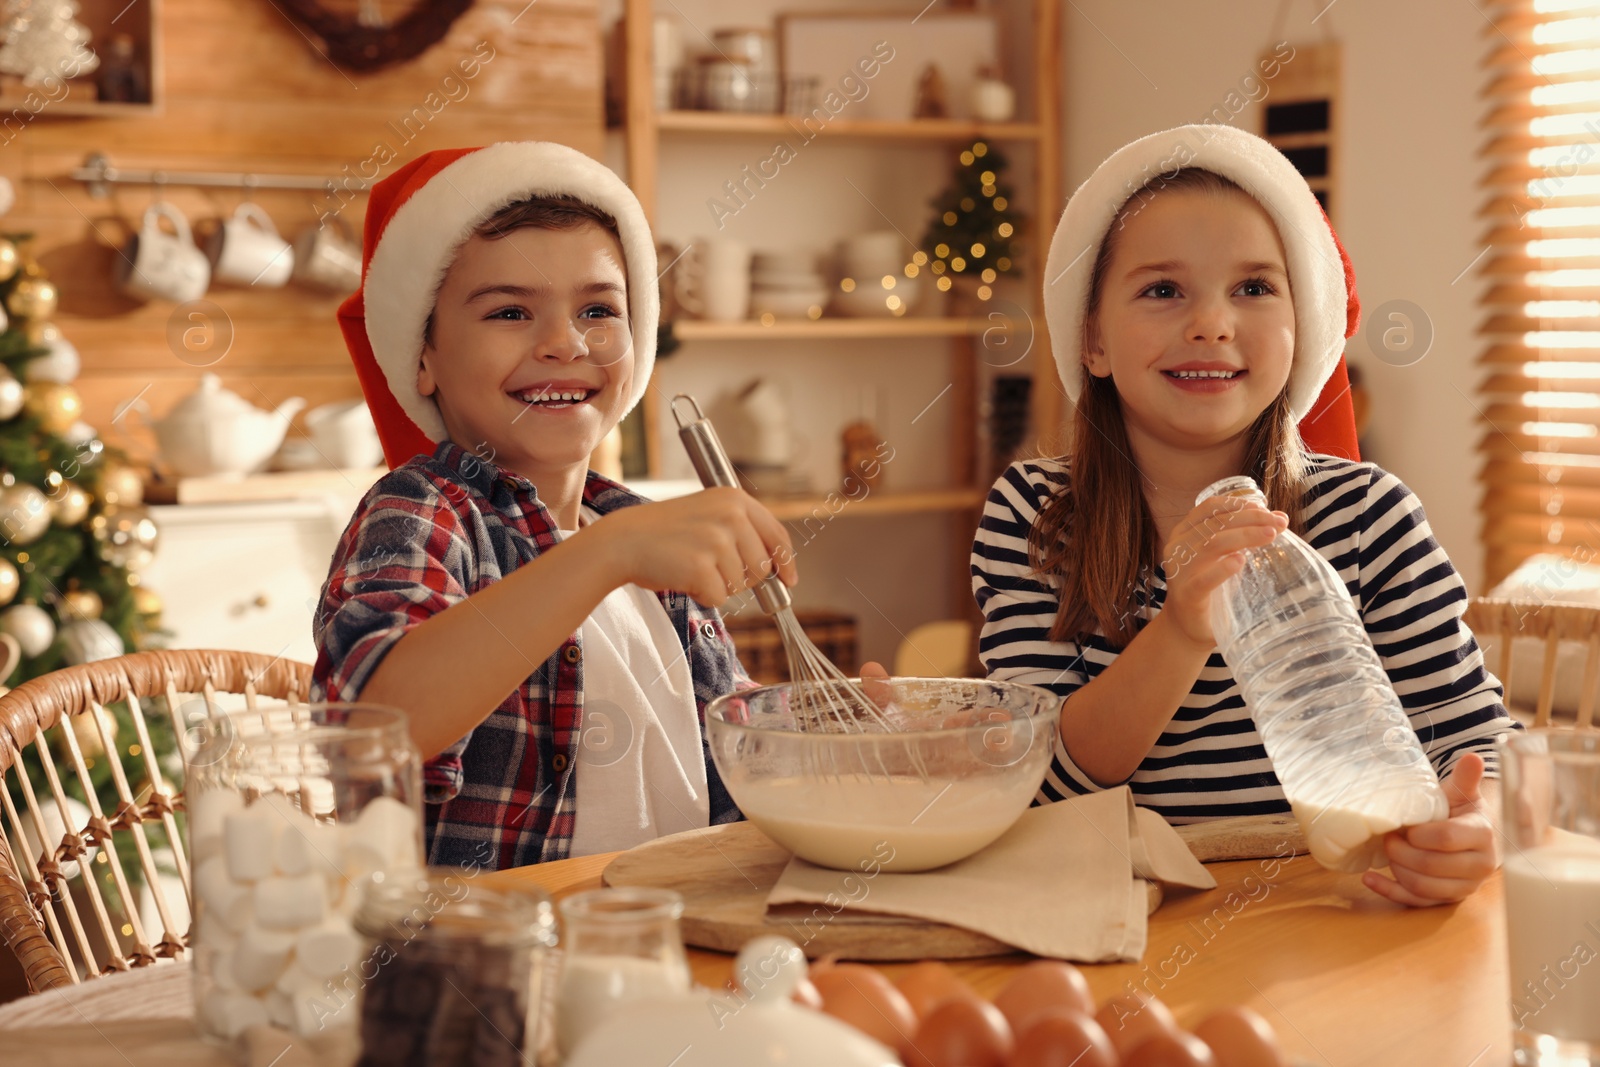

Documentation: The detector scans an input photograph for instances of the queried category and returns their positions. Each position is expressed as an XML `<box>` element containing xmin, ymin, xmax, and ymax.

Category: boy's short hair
<box><xmin>423</xmin><ymin>195</ymin><xmax>624</xmax><ymax>348</ymax></box>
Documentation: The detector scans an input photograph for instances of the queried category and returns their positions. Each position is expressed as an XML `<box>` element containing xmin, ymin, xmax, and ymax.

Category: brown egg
<box><xmin>994</xmin><ymin>961</ymin><xmax>1096</xmax><ymax>1033</ymax></box>
<box><xmin>811</xmin><ymin>964</ymin><xmax>918</xmax><ymax>1051</ymax></box>
<box><xmin>1094</xmin><ymin>990</ymin><xmax>1179</xmax><ymax>1059</ymax></box>
<box><xmin>1193</xmin><ymin>1007</ymin><xmax>1286</xmax><ymax>1067</ymax></box>
<box><xmin>895</xmin><ymin>960</ymin><xmax>981</xmax><ymax>1020</ymax></box>
<box><xmin>1123</xmin><ymin>1031</ymin><xmax>1220</xmax><ymax>1067</ymax></box>
<box><xmin>902</xmin><ymin>995</ymin><xmax>1014</xmax><ymax>1067</ymax></box>
<box><xmin>1009</xmin><ymin>1009</ymin><xmax>1118</xmax><ymax>1067</ymax></box>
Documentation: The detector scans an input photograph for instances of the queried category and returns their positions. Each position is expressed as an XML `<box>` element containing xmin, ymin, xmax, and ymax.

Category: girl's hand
<box><xmin>589</xmin><ymin>487</ymin><xmax>797</xmax><ymax>608</ymax></box>
<box><xmin>1363</xmin><ymin>752</ymin><xmax>1500</xmax><ymax>907</ymax></box>
<box><xmin>1159</xmin><ymin>496</ymin><xmax>1288</xmax><ymax>649</ymax></box>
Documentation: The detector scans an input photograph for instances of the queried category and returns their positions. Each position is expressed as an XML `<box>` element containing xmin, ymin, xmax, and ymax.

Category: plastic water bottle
<box><xmin>1198</xmin><ymin>475</ymin><xmax>1449</xmax><ymax>872</ymax></box>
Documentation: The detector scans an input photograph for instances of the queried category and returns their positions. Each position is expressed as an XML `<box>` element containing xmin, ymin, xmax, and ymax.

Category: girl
<box><xmin>972</xmin><ymin>125</ymin><xmax>1513</xmax><ymax>907</ymax></box>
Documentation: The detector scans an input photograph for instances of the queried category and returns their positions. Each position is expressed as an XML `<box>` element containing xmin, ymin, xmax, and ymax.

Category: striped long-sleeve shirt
<box><xmin>971</xmin><ymin>452</ymin><xmax>1517</xmax><ymax>822</ymax></box>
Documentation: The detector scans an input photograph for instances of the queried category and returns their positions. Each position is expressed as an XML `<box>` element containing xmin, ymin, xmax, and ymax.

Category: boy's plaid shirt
<box><xmin>312</xmin><ymin>440</ymin><xmax>750</xmax><ymax>870</ymax></box>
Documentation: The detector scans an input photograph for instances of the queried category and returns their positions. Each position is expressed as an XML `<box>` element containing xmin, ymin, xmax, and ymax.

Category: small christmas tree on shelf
<box><xmin>0</xmin><ymin>0</ymin><xmax>99</xmax><ymax>85</ymax></box>
<box><xmin>921</xmin><ymin>140</ymin><xmax>1023</xmax><ymax>305</ymax></box>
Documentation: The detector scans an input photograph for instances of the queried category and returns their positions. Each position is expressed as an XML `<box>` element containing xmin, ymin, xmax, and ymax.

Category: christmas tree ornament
<box><xmin>58</xmin><ymin>586</ymin><xmax>101</xmax><ymax>621</ymax></box>
<box><xmin>23</xmin><ymin>332</ymin><xmax>80</xmax><ymax>384</ymax></box>
<box><xmin>130</xmin><ymin>584</ymin><xmax>160</xmax><ymax>620</ymax></box>
<box><xmin>6</xmin><ymin>276</ymin><xmax>59</xmax><ymax>320</ymax></box>
<box><xmin>0</xmin><ymin>0</ymin><xmax>101</xmax><ymax>85</ymax></box>
<box><xmin>63</xmin><ymin>420</ymin><xmax>96</xmax><ymax>446</ymax></box>
<box><xmin>23</xmin><ymin>381</ymin><xmax>82</xmax><ymax>433</ymax></box>
<box><xmin>0</xmin><ymin>483</ymin><xmax>51</xmax><ymax>544</ymax></box>
<box><xmin>92</xmin><ymin>506</ymin><xmax>158</xmax><ymax>571</ymax></box>
<box><xmin>59</xmin><ymin>618</ymin><xmax>122</xmax><ymax>666</ymax></box>
<box><xmin>1</xmin><ymin>602</ymin><xmax>55</xmax><ymax>658</ymax></box>
<box><xmin>98</xmin><ymin>461</ymin><xmax>144</xmax><ymax>506</ymax></box>
<box><xmin>68</xmin><ymin>703</ymin><xmax>117</xmax><ymax>756</ymax></box>
<box><xmin>0</xmin><ymin>559</ymin><xmax>17</xmax><ymax>607</ymax></box>
<box><xmin>50</xmin><ymin>482</ymin><xmax>90</xmax><ymax>525</ymax></box>
<box><xmin>24</xmin><ymin>319</ymin><xmax>59</xmax><ymax>345</ymax></box>
<box><xmin>0</xmin><ymin>237</ymin><xmax>18</xmax><ymax>283</ymax></box>
<box><xmin>0</xmin><ymin>366</ymin><xmax>23</xmax><ymax>420</ymax></box>
<box><xmin>0</xmin><ymin>177</ymin><xmax>14</xmax><ymax>219</ymax></box>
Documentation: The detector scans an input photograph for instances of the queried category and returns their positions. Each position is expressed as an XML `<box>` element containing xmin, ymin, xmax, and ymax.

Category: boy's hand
<box><xmin>590</xmin><ymin>487</ymin><xmax>797</xmax><ymax>608</ymax></box>
<box><xmin>1363</xmin><ymin>752</ymin><xmax>1500</xmax><ymax>907</ymax></box>
<box><xmin>1160</xmin><ymin>496</ymin><xmax>1287</xmax><ymax>650</ymax></box>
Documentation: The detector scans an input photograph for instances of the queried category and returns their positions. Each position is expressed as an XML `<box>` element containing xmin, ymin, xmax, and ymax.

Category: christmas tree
<box><xmin>921</xmin><ymin>140</ymin><xmax>1022</xmax><ymax>303</ymax></box>
<box><xmin>0</xmin><ymin>0</ymin><xmax>99</xmax><ymax>85</ymax></box>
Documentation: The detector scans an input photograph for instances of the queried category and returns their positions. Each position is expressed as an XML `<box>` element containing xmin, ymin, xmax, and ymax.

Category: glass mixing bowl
<box><xmin>705</xmin><ymin>677</ymin><xmax>1062</xmax><ymax>872</ymax></box>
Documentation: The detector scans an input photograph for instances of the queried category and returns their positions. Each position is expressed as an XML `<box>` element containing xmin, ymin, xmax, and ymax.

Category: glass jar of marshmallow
<box><xmin>185</xmin><ymin>703</ymin><xmax>424</xmax><ymax>1055</ymax></box>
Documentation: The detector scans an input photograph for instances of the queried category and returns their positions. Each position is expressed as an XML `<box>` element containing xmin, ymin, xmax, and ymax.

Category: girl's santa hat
<box><xmin>337</xmin><ymin>142</ymin><xmax>659</xmax><ymax>469</ymax></box>
<box><xmin>1044</xmin><ymin>124</ymin><xmax>1361</xmax><ymax>456</ymax></box>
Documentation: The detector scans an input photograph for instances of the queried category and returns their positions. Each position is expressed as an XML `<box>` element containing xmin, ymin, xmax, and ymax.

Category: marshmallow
<box><xmin>294</xmin><ymin>921</ymin><xmax>360</xmax><ymax>979</ymax></box>
<box><xmin>265</xmin><ymin>989</ymin><xmax>296</xmax><ymax>1031</ymax></box>
<box><xmin>275</xmin><ymin>960</ymin><xmax>326</xmax><ymax>996</ymax></box>
<box><xmin>187</xmin><ymin>788</ymin><xmax>243</xmax><ymax>860</ymax></box>
<box><xmin>253</xmin><ymin>873</ymin><xmax>327</xmax><ymax>931</ymax></box>
<box><xmin>199</xmin><ymin>989</ymin><xmax>270</xmax><ymax>1039</ymax></box>
<box><xmin>223</xmin><ymin>804</ymin><xmax>280</xmax><ymax>883</ymax></box>
<box><xmin>197</xmin><ymin>944</ymin><xmax>242</xmax><ymax>993</ymax></box>
<box><xmin>347</xmin><ymin>796</ymin><xmax>422</xmax><ymax>870</ymax></box>
<box><xmin>275</xmin><ymin>815</ymin><xmax>341</xmax><ymax>879</ymax></box>
<box><xmin>193</xmin><ymin>903</ymin><xmax>238</xmax><ymax>952</ymax></box>
<box><xmin>292</xmin><ymin>985</ymin><xmax>356</xmax><ymax>1037</ymax></box>
<box><xmin>195</xmin><ymin>855</ymin><xmax>253</xmax><ymax>933</ymax></box>
<box><xmin>231</xmin><ymin>924</ymin><xmax>295</xmax><ymax>991</ymax></box>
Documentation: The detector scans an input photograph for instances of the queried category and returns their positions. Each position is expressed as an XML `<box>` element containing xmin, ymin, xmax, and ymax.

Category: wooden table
<box><xmin>481</xmin><ymin>848</ymin><xmax>1515</xmax><ymax>1067</ymax></box>
<box><xmin>2</xmin><ymin>848</ymin><xmax>1514</xmax><ymax>1065</ymax></box>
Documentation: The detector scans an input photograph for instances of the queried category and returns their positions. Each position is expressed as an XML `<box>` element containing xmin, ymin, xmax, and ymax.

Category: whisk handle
<box><xmin>672</xmin><ymin>394</ymin><xmax>793</xmax><ymax>616</ymax></box>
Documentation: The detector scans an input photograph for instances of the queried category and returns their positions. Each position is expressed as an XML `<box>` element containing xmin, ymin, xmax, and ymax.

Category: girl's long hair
<box><xmin>1029</xmin><ymin>167</ymin><xmax>1311</xmax><ymax>649</ymax></box>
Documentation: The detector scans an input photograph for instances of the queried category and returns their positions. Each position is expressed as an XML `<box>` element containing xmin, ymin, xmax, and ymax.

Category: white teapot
<box><xmin>145</xmin><ymin>373</ymin><xmax>305</xmax><ymax>478</ymax></box>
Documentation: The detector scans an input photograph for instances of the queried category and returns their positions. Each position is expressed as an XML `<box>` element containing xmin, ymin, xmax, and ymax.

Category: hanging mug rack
<box><xmin>71</xmin><ymin>152</ymin><xmax>334</xmax><ymax>199</ymax></box>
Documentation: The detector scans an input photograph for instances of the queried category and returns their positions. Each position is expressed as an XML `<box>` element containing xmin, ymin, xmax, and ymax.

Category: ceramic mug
<box><xmin>675</xmin><ymin>238</ymin><xmax>751</xmax><ymax>322</ymax></box>
<box><xmin>115</xmin><ymin>202</ymin><xmax>211</xmax><ymax>303</ymax></box>
<box><xmin>292</xmin><ymin>217</ymin><xmax>362</xmax><ymax>294</ymax></box>
<box><xmin>207</xmin><ymin>203</ymin><xmax>294</xmax><ymax>288</ymax></box>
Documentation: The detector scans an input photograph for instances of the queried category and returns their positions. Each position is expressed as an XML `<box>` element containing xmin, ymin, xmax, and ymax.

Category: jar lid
<box><xmin>356</xmin><ymin>871</ymin><xmax>557</xmax><ymax>949</ymax></box>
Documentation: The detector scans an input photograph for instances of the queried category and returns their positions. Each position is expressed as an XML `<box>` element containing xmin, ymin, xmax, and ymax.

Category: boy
<box><xmin>314</xmin><ymin>142</ymin><xmax>795</xmax><ymax>868</ymax></box>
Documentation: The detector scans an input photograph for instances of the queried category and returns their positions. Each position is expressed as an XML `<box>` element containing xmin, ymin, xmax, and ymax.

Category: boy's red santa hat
<box><xmin>337</xmin><ymin>142</ymin><xmax>659</xmax><ymax>469</ymax></box>
<box><xmin>1044</xmin><ymin>124</ymin><xmax>1361</xmax><ymax>457</ymax></box>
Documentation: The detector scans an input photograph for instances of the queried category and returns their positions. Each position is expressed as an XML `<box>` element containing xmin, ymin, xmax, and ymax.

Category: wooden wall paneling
<box><xmin>2</xmin><ymin>0</ymin><xmax>604</xmax><ymax>471</ymax></box>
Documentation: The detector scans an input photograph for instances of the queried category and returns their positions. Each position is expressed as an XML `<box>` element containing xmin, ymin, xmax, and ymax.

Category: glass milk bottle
<box><xmin>555</xmin><ymin>887</ymin><xmax>692</xmax><ymax>1057</ymax></box>
<box><xmin>185</xmin><ymin>702</ymin><xmax>423</xmax><ymax>1053</ymax></box>
<box><xmin>1200</xmin><ymin>476</ymin><xmax>1448</xmax><ymax>872</ymax></box>
<box><xmin>1498</xmin><ymin>729</ymin><xmax>1600</xmax><ymax>1065</ymax></box>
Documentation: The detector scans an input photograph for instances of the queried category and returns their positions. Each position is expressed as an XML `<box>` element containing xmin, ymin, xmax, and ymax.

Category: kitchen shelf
<box><xmin>761</xmin><ymin>487</ymin><xmax>986</xmax><ymax>522</ymax></box>
<box><xmin>672</xmin><ymin>317</ymin><xmax>988</xmax><ymax>342</ymax></box>
<box><xmin>655</xmin><ymin>111</ymin><xmax>1043</xmax><ymax>142</ymax></box>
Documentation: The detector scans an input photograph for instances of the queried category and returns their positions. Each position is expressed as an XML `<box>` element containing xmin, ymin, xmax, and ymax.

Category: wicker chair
<box><xmin>1465</xmin><ymin>597</ymin><xmax>1600</xmax><ymax>730</ymax></box>
<box><xmin>0</xmin><ymin>649</ymin><xmax>311</xmax><ymax>993</ymax></box>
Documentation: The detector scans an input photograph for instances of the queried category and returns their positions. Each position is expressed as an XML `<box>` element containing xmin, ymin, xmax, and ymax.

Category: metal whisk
<box><xmin>672</xmin><ymin>394</ymin><xmax>893</xmax><ymax>736</ymax></box>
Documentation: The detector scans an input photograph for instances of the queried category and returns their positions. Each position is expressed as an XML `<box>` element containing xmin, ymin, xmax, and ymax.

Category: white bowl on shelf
<box><xmin>751</xmin><ymin>286</ymin><xmax>829</xmax><ymax>319</ymax></box>
<box><xmin>832</xmin><ymin>275</ymin><xmax>923</xmax><ymax>318</ymax></box>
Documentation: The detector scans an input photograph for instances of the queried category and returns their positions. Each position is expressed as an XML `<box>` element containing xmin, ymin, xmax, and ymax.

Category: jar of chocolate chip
<box><xmin>352</xmin><ymin>873</ymin><xmax>558</xmax><ymax>1067</ymax></box>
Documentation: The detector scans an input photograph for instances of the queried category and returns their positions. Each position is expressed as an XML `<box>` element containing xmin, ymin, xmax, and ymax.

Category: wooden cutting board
<box><xmin>601</xmin><ymin>815</ymin><xmax>1306</xmax><ymax>961</ymax></box>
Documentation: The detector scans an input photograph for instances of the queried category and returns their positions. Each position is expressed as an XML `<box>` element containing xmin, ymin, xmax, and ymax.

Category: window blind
<box><xmin>1482</xmin><ymin>0</ymin><xmax>1600</xmax><ymax>586</ymax></box>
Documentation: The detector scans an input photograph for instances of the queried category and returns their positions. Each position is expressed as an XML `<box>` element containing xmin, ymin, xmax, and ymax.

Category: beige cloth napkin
<box><xmin>765</xmin><ymin>786</ymin><xmax>1215</xmax><ymax>961</ymax></box>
